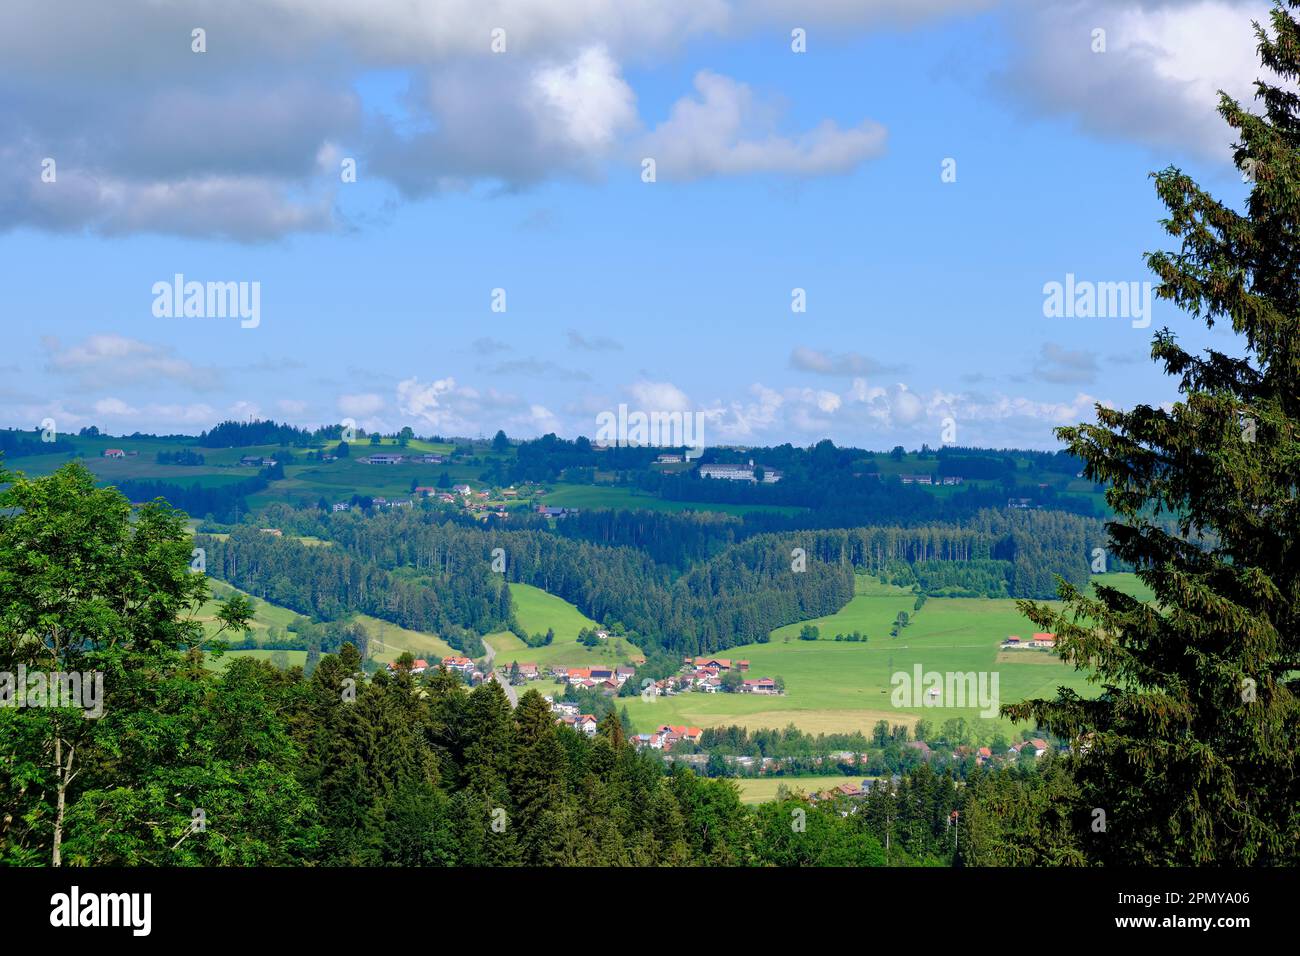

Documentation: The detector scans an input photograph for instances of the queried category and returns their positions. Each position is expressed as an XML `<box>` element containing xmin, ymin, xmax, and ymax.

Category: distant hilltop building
<box><xmin>698</xmin><ymin>459</ymin><xmax>782</xmax><ymax>483</ymax></box>
<box><xmin>364</xmin><ymin>453</ymin><xmax>405</xmax><ymax>465</ymax></box>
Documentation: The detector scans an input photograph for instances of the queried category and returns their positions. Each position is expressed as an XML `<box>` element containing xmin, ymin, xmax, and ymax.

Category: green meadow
<box><xmin>484</xmin><ymin>582</ymin><xmax>636</xmax><ymax>670</ymax></box>
<box><xmin>620</xmin><ymin>573</ymin><xmax>1145</xmax><ymax>738</ymax></box>
<box><xmin>735</xmin><ymin>775</ymin><xmax>876</xmax><ymax>805</ymax></box>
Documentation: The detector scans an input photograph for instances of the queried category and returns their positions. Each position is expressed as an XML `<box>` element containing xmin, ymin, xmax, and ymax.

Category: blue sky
<box><xmin>0</xmin><ymin>0</ymin><xmax>1267</xmax><ymax>449</ymax></box>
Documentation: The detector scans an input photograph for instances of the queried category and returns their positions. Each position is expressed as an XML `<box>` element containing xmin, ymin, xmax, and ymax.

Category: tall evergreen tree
<box><xmin>1009</xmin><ymin>0</ymin><xmax>1300</xmax><ymax>865</ymax></box>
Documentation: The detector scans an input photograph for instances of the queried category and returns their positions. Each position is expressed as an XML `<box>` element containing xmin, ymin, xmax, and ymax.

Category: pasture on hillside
<box><xmin>620</xmin><ymin>573</ymin><xmax>1145</xmax><ymax>739</ymax></box>
<box><xmin>483</xmin><ymin>582</ymin><xmax>637</xmax><ymax>670</ymax></box>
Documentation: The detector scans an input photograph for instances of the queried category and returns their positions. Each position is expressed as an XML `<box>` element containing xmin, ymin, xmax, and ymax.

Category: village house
<box><xmin>102</xmin><ymin>448</ymin><xmax>126</xmax><ymax>459</ymax></box>
<box><xmin>698</xmin><ymin>460</ymin><xmax>782</xmax><ymax>483</ymax></box>
<box><xmin>332</xmin><ymin>502</ymin><xmax>351</xmax><ymax>512</ymax></box>
<box><xmin>441</xmin><ymin>656</ymin><xmax>476</xmax><ymax>678</ymax></box>
<box><xmin>413</xmin><ymin>486</ymin><xmax>437</xmax><ymax>497</ymax></box>
<box><xmin>900</xmin><ymin>474</ymin><xmax>933</xmax><ymax>485</ymax></box>
<box><xmin>905</xmin><ymin>740</ymin><xmax>933</xmax><ymax>761</ymax></box>
<box><xmin>453</xmin><ymin>484</ymin><xmax>472</xmax><ymax>496</ymax></box>
<box><xmin>1029</xmin><ymin>632</ymin><xmax>1056</xmax><ymax>648</ymax></box>
<box><xmin>387</xmin><ymin>658</ymin><xmax>429</xmax><ymax>675</ymax></box>
<box><xmin>656</xmin><ymin>725</ymin><xmax>703</xmax><ymax>746</ymax></box>
<box><xmin>742</xmin><ymin>677</ymin><xmax>778</xmax><ymax>694</ymax></box>
<box><xmin>365</xmin><ymin>453</ymin><xmax>405</xmax><ymax>465</ymax></box>
<box><xmin>656</xmin><ymin>453</ymin><xmax>683</xmax><ymax>464</ymax></box>
<box><xmin>686</xmin><ymin>657</ymin><xmax>749</xmax><ymax>671</ymax></box>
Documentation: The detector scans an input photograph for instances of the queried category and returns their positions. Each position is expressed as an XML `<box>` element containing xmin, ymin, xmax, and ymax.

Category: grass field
<box><xmin>357</xmin><ymin>614</ymin><xmax>457</xmax><ymax>666</ymax></box>
<box><xmin>734</xmin><ymin>775</ymin><xmax>876</xmax><ymax>804</ymax></box>
<box><xmin>193</xmin><ymin>581</ymin><xmax>300</xmax><ymax>643</ymax></box>
<box><xmin>620</xmin><ymin>573</ymin><xmax>1146</xmax><ymax>738</ymax></box>
<box><xmin>487</xmin><ymin>583</ymin><xmax>637</xmax><ymax>669</ymax></box>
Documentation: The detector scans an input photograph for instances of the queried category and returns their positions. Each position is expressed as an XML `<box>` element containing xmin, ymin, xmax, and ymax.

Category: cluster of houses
<box><xmin>1001</xmin><ymin>632</ymin><xmax>1056</xmax><ymax>649</ymax></box>
<box><xmin>556</xmin><ymin>662</ymin><xmax>636</xmax><ymax>694</ymax></box>
<box><xmin>329</xmin><ymin>482</ymin><xmax>525</xmax><ymax>521</ymax></box>
<box><xmin>536</xmin><ymin>506</ymin><xmax>580</xmax><ymax>518</ymax></box>
<box><xmin>698</xmin><ymin>461</ymin><xmax>783</xmax><ymax>483</ymax></box>
<box><xmin>899</xmin><ymin>474</ymin><xmax>964</xmax><ymax>486</ymax></box>
<box><xmin>361</xmin><ymin>452</ymin><xmax>446</xmax><ymax>466</ymax></box>
<box><xmin>384</xmin><ymin>654</ymin><xmax>485</xmax><ymax>683</ymax></box>
<box><xmin>648</xmin><ymin>656</ymin><xmax>780</xmax><ymax>696</ymax></box>
<box><xmin>629</xmin><ymin>724</ymin><xmax>704</xmax><ymax>752</ymax></box>
<box><xmin>548</xmin><ymin>700</ymin><xmax>601</xmax><ymax>736</ymax></box>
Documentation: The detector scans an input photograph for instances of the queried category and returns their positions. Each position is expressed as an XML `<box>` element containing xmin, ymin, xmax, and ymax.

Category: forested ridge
<box><xmin>206</xmin><ymin>503</ymin><xmax>1106</xmax><ymax>658</ymax></box>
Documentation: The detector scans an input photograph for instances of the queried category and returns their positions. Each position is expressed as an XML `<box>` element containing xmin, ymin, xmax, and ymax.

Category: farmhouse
<box><xmin>365</xmin><ymin>453</ymin><xmax>405</xmax><ymax>465</ymax></box>
<box><xmin>742</xmin><ymin>678</ymin><xmax>778</xmax><ymax>694</ymax></box>
<box><xmin>387</xmin><ymin>658</ymin><xmax>429</xmax><ymax>675</ymax></box>
<box><xmin>441</xmin><ymin>656</ymin><xmax>476</xmax><ymax>677</ymax></box>
<box><xmin>413</xmin><ymin>486</ymin><xmax>437</xmax><ymax>497</ymax></box>
<box><xmin>656</xmin><ymin>725</ymin><xmax>703</xmax><ymax>745</ymax></box>
<box><xmin>513</xmin><ymin>663</ymin><xmax>539</xmax><ymax>680</ymax></box>
<box><xmin>1029</xmin><ymin>632</ymin><xmax>1056</xmax><ymax>648</ymax></box>
<box><xmin>332</xmin><ymin>502</ymin><xmax>351</xmax><ymax>512</ymax></box>
<box><xmin>698</xmin><ymin>460</ymin><xmax>782</xmax><ymax>483</ymax></box>
<box><xmin>102</xmin><ymin>448</ymin><xmax>126</xmax><ymax>459</ymax></box>
<box><xmin>900</xmin><ymin>474</ymin><xmax>933</xmax><ymax>485</ymax></box>
<box><xmin>453</xmin><ymin>484</ymin><xmax>472</xmax><ymax>496</ymax></box>
<box><xmin>1007</xmin><ymin>497</ymin><xmax>1034</xmax><ymax>509</ymax></box>
<box><xmin>687</xmin><ymin>657</ymin><xmax>749</xmax><ymax>671</ymax></box>
<box><xmin>656</xmin><ymin>453</ymin><xmax>683</xmax><ymax>464</ymax></box>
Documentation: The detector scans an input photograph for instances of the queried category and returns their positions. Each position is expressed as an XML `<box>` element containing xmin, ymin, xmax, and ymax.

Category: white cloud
<box><xmin>1003</xmin><ymin>0</ymin><xmax>1271</xmax><ymax>162</ymax></box>
<box><xmin>338</xmin><ymin>393</ymin><xmax>385</xmax><ymax>417</ymax></box>
<box><xmin>533</xmin><ymin>46</ymin><xmax>637</xmax><ymax>152</ymax></box>
<box><xmin>42</xmin><ymin>334</ymin><xmax>221</xmax><ymax>391</ymax></box>
<box><xmin>642</xmin><ymin>71</ymin><xmax>887</xmax><ymax>179</ymax></box>
<box><xmin>627</xmin><ymin>380</ymin><xmax>694</xmax><ymax>413</ymax></box>
<box><xmin>790</xmin><ymin>346</ymin><xmax>900</xmax><ymax>377</ymax></box>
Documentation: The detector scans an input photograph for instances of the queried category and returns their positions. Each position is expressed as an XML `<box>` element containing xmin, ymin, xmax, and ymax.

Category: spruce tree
<box><xmin>1009</xmin><ymin>0</ymin><xmax>1300</xmax><ymax>864</ymax></box>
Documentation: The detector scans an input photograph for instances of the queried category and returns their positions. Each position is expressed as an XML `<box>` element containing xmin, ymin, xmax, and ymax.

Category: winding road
<box><xmin>481</xmin><ymin>637</ymin><xmax>518</xmax><ymax>707</ymax></box>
